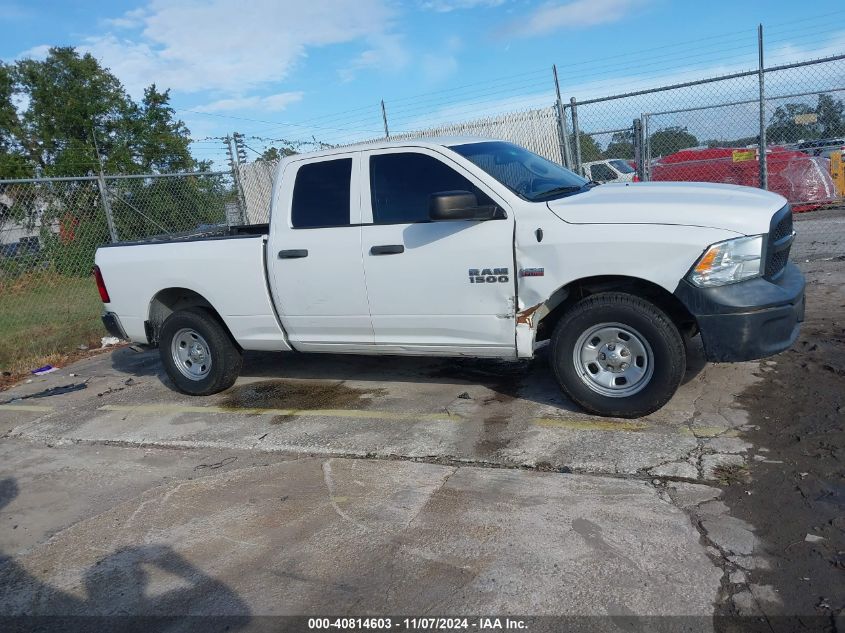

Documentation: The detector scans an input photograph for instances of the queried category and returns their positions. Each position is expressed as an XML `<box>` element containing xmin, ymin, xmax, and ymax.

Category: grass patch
<box><xmin>0</xmin><ymin>272</ymin><xmax>105</xmax><ymax>375</ymax></box>
<box><xmin>712</xmin><ymin>463</ymin><xmax>750</xmax><ymax>486</ymax></box>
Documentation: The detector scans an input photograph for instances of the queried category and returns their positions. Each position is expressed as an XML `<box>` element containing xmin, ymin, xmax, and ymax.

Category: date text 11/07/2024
<box><xmin>307</xmin><ymin>617</ymin><xmax>528</xmax><ymax>630</ymax></box>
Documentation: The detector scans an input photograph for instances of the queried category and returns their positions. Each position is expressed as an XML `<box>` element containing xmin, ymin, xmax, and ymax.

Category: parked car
<box><xmin>95</xmin><ymin>138</ymin><xmax>804</xmax><ymax>417</ymax></box>
<box><xmin>581</xmin><ymin>159</ymin><xmax>639</xmax><ymax>183</ymax></box>
<box><xmin>798</xmin><ymin>138</ymin><xmax>845</xmax><ymax>159</ymax></box>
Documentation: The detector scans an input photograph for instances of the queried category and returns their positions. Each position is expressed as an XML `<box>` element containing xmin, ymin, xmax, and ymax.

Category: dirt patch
<box><xmin>721</xmin><ymin>260</ymin><xmax>845</xmax><ymax>628</ymax></box>
<box><xmin>220</xmin><ymin>379</ymin><xmax>387</xmax><ymax>413</ymax></box>
<box><xmin>0</xmin><ymin>344</ymin><xmax>122</xmax><ymax>393</ymax></box>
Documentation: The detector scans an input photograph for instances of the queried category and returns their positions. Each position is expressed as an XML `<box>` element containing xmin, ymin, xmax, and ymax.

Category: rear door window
<box><xmin>291</xmin><ymin>158</ymin><xmax>352</xmax><ymax>228</ymax></box>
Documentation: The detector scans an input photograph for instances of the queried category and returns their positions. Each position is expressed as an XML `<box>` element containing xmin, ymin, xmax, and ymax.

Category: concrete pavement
<box><xmin>0</xmin><ymin>343</ymin><xmax>770</xmax><ymax>625</ymax></box>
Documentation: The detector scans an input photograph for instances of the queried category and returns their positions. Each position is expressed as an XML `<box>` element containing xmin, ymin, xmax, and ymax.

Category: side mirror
<box><xmin>428</xmin><ymin>190</ymin><xmax>504</xmax><ymax>221</ymax></box>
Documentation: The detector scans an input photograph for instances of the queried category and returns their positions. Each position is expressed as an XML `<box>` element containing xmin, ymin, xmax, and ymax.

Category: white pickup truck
<box><xmin>94</xmin><ymin>138</ymin><xmax>805</xmax><ymax>417</ymax></box>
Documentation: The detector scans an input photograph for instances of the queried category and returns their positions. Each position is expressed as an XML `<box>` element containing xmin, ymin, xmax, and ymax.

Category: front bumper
<box><xmin>101</xmin><ymin>311</ymin><xmax>128</xmax><ymax>340</ymax></box>
<box><xmin>674</xmin><ymin>262</ymin><xmax>805</xmax><ymax>362</ymax></box>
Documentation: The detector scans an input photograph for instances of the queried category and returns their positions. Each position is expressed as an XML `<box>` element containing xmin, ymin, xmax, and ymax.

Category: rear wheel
<box><xmin>159</xmin><ymin>308</ymin><xmax>242</xmax><ymax>395</ymax></box>
<box><xmin>550</xmin><ymin>292</ymin><xmax>685</xmax><ymax>418</ymax></box>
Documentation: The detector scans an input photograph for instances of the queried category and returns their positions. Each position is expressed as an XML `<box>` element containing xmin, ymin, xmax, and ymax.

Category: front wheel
<box><xmin>159</xmin><ymin>308</ymin><xmax>243</xmax><ymax>395</ymax></box>
<box><xmin>550</xmin><ymin>293</ymin><xmax>686</xmax><ymax>418</ymax></box>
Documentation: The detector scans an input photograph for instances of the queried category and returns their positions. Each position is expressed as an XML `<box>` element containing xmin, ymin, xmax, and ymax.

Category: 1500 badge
<box><xmin>469</xmin><ymin>268</ymin><xmax>509</xmax><ymax>283</ymax></box>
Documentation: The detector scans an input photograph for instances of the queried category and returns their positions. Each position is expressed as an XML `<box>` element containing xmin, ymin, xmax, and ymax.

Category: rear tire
<box><xmin>159</xmin><ymin>308</ymin><xmax>242</xmax><ymax>396</ymax></box>
<box><xmin>550</xmin><ymin>292</ymin><xmax>685</xmax><ymax>418</ymax></box>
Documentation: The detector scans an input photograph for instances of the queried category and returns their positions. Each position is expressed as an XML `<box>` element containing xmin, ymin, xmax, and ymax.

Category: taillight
<box><xmin>633</xmin><ymin>174</ymin><xmax>640</xmax><ymax>182</ymax></box>
<box><xmin>93</xmin><ymin>265</ymin><xmax>111</xmax><ymax>303</ymax></box>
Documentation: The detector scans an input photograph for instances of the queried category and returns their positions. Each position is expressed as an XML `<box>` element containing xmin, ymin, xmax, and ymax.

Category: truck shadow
<box><xmin>0</xmin><ymin>477</ymin><xmax>252</xmax><ymax>630</ymax></box>
<box><xmin>111</xmin><ymin>334</ymin><xmax>707</xmax><ymax>411</ymax></box>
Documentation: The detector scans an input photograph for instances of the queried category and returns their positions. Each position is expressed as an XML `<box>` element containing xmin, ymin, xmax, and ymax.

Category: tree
<box><xmin>0</xmin><ymin>47</ymin><xmax>198</xmax><ymax>178</ymax></box>
<box><xmin>766</xmin><ymin>102</ymin><xmax>818</xmax><ymax>144</ymax></box>
<box><xmin>604</xmin><ymin>129</ymin><xmax>634</xmax><ymax>159</ymax></box>
<box><xmin>649</xmin><ymin>126</ymin><xmax>698</xmax><ymax>156</ymax></box>
<box><xmin>258</xmin><ymin>144</ymin><xmax>298</xmax><ymax>162</ymax></box>
<box><xmin>816</xmin><ymin>93</ymin><xmax>845</xmax><ymax>139</ymax></box>
<box><xmin>0</xmin><ymin>48</ymin><xmax>227</xmax><ymax>276</ymax></box>
<box><xmin>573</xmin><ymin>131</ymin><xmax>602</xmax><ymax>163</ymax></box>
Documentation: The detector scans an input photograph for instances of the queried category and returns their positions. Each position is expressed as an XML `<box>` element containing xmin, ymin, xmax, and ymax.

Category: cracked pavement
<box><xmin>0</xmin><ymin>299</ymin><xmax>805</xmax><ymax>628</ymax></box>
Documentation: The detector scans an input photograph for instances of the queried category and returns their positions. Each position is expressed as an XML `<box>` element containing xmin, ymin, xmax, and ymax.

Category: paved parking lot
<box><xmin>0</xmin><ymin>330</ymin><xmax>770</xmax><ymax>629</ymax></box>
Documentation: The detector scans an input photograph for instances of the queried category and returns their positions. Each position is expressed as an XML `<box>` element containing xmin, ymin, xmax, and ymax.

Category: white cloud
<box><xmin>421</xmin><ymin>0</ymin><xmax>506</xmax><ymax>11</ymax></box>
<box><xmin>80</xmin><ymin>0</ymin><xmax>398</xmax><ymax>97</ymax></box>
<box><xmin>509</xmin><ymin>0</ymin><xmax>645</xmax><ymax>37</ymax></box>
<box><xmin>193</xmin><ymin>91</ymin><xmax>305</xmax><ymax>113</ymax></box>
<box><xmin>16</xmin><ymin>44</ymin><xmax>51</xmax><ymax>61</ymax></box>
<box><xmin>338</xmin><ymin>34</ymin><xmax>409</xmax><ymax>83</ymax></box>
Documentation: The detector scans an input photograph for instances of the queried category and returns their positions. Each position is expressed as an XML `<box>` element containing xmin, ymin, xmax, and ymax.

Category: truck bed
<box><xmin>98</xmin><ymin>223</ymin><xmax>270</xmax><ymax>248</ymax></box>
<box><xmin>95</xmin><ymin>227</ymin><xmax>289</xmax><ymax>352</ymax></box>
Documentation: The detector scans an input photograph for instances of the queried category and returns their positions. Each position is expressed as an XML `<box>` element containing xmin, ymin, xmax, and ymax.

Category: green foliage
<box><xmin>573</xmin><ymin>132</ymin><xmax>602</xmax><ymax>163</ymax></box>
<box><xmin>1</xmin><ymin>48</ymin><xmax>198</xmax><ymax>178</ymax></box>
<box><xmin>766</xmin><ymin>93</ymin><xmax>845</xmax><ymax>144</ymax></box>
<box><xmin>259</xmin><ymin>145</ymin><xmax>298</xmax><ymax>162</ymax></box>
<box><xmin>649</xmin><ymin>126</ymin><xmax>699</xmax><ymax>156</ymax></box>
<box><xmin>604</xmin><ymin>129</ymin><xmax>634</xmax><ymax>159</ymax></box>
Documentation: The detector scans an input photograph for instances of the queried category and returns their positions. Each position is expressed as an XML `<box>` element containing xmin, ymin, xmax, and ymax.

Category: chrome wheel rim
<box><xmin>170</xmin><ymin>328</ymin><xmax>212</xmax><ymax>381</ymax></box>
<box><xmin>573</xmin><ymin>322</ymin><xmax>654</xmax><ymax>398</ymax></box>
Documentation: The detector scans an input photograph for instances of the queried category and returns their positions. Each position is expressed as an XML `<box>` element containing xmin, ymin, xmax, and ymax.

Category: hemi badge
<box><xmin>520</xmin><ymin>268</ymin><xmax>544</xmax><ymax>277</ymax></box>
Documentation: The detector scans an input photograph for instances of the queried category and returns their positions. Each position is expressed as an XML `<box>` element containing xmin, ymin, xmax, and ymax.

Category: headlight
<box><xmin>688</xmin><ymin>235</ymin><xmax>763</xmax><ymax>287</ymax></box>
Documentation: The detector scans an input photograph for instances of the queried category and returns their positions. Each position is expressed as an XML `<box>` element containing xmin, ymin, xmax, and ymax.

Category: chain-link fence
<box><xmin>0</xmin><ymin>171</ymin><xmax>238</xmax><ymax>373</ymax></box>
<box><xmin>3</xmin><ymin>44</ymin><xmax>845</xmax><ymax>375</ymax></box>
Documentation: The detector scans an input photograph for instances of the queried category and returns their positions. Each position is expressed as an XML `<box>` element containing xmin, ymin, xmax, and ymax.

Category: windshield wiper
<box><xmin>532</xmin><ymin>182</ymin><xmax>596</xmax><ymax>201</ymax></box>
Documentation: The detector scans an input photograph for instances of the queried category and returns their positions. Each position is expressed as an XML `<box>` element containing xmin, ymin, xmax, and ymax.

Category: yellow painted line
<box><xmin>535</xmin><ymin>417</ymin><xmax>741</xmax><ymax>437</ymax></box>
<box><xmin>96</xmin><ymin>404</ymin><xmax>740</xmax><ymax>437</ymax></box>
<box><xmin>534</xmin><ymin>417</ymin><xmax>651</xmax><ymax>432</ymax></box>
<box><xmin>97</xmin><ymin>404</ymin><xmax>461</xmax><ymax>422</ymax></box>
<box><xmin>0</xmin><ymin>404</ymin><xmax>55</xmax><ymax>412</ymax></box>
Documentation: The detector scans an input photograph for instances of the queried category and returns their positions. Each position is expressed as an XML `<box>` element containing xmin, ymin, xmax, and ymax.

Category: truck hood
<box><xmin>546</xmin><ymin>181</ymin><xmax>786</xmax><ymax>235</ymax></box>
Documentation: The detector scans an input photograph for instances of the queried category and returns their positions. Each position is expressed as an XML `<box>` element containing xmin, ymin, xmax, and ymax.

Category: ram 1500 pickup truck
<box><xmin>94</xmin><ymin>138</ymin><xmax>805</xmax><ymax>417</ymax></box>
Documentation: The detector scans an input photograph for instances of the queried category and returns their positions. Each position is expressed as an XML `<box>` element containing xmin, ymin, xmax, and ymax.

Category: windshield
<box><xmin>450</xmin><ymin>141</ymin><xmax>589</xmax><ymax>201</ymax></box>
<box><xmin>609</xmin><ymin>159</ymin><xmax>635</xmax><ymax>174</ymax></box>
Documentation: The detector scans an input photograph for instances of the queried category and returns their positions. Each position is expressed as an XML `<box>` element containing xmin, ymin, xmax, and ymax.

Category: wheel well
<box><xmin>535</xmin><ymin>276</ymin><xmax>697</xmax><ymax>342</ymax></box>
<box><xmin>146</xmin><ymin>288</ymin><xmax>228</xmax><ymax>345</ymax></box>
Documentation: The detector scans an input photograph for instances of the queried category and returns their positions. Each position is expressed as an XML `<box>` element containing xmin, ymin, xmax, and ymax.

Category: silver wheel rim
<box><xmin>170</xmin><ymin>328</ymin><xmax>212</xmax><ymax>381</ymax></box>
<box><xmin>573</xmin><ymin>322</ymin><xmax>654</xmax><ymax>398</ymax></box>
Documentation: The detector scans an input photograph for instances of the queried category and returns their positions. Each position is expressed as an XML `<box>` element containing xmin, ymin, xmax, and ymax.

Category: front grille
<box><xmin>764</xmin><ymin>204</ymin><xmax>793</xmax><ymax>280</ymax></box>
<box><xmin>771</xmin><ymin>209</ymin><xmax>793</xmax><ymax>242</ymax></box>
<box><xmin>765</xmin><ymin>249</ymin><xmax>789</xmax><ymax>277</ymax></box>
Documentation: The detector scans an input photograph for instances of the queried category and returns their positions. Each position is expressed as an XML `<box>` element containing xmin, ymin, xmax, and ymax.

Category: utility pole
<box><xmin>226</xmin><ymin>133</ymin><xmax>248</xmax><ymax>224</ymax></box>
<box><xmin>552</xmin><ymin>65</ymin><xmax>573</xmax><ymax>168</ymax></box>
<box><xmin>381</xmin><ymin>100</ymin><xmax>390</xmax><ymax>140</ymax></box>
<box><xmin>757</xmin><ymin>24</ymin><xmax>768</xmax><ymax>190</ymax></box>
<box><xmin>91</xmin><ymin>127</ymin><xmax>119</xmax><ymax>243</ymax></box>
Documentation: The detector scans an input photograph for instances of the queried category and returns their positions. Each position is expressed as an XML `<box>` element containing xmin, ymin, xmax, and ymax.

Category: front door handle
<box><xmin>278</xmin><ymin>249</ymin><xmax>308</xmax><ymax>259</ymax></box>
<box><xmin>370</xmin><ymin>244</ymin><xmax>404</xmax><ymax>255</ymax></box>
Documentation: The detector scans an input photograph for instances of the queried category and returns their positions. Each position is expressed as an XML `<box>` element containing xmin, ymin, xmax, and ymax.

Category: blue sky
<box><xmin>2</xmin><ymin>0</ymin><xmax>844</xmax><ymax>165</ymax></box>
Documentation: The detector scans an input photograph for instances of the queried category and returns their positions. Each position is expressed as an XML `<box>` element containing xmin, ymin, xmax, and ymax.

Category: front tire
<box><xmin>550</xmin><ymin>293</ymin><xmax>685</xmax><ymax>418</ymax></box>
<box><xmin>159</xmin><ymin>308</ymin><xmax>243</xmax><ymax>396</ymax></box>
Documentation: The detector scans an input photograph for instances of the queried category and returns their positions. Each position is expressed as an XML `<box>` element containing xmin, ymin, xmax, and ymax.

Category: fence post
<box><xmin>632</xmin><ymin>118</ymin><xmax>645</xmax><ymax>182</ymax></box>
<box><xmin>570</xmin><ymin>97</ymin><xmax>582</xmax><ymax>174</ymax></box>
<box><xmin>552</xmin><ymin>65</ymin><xmax>573</xmax><ymax>168</ymax></box>
<box><xmin>381</xmin><ymin>100</ymin><xmax>390</xmax><ymax>140</ymax></box>
<box><xmin>642</xmin><ymin>113</ymin><xmax>651</xmax><ymax>181</ymax></box>
<box><xmin>757</xmin><ymin>24</ymin><xmax>768</xmax><ymax>191</ymax></box>
<box><xmin>96</xmin><ymin>175</ymin><xmax>119</xmax><ymax>243</ymax></box>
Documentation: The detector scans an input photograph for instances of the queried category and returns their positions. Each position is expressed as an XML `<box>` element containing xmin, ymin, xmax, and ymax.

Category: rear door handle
<box><xmin>278</xmin><ymin>249</ymin><xmax>308</xmax><ymax>259</ymax></box>
<box><xmin>370</xmin><ymin>244</ymin><xmax>404</xmax><ymax>255</ymax></box>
